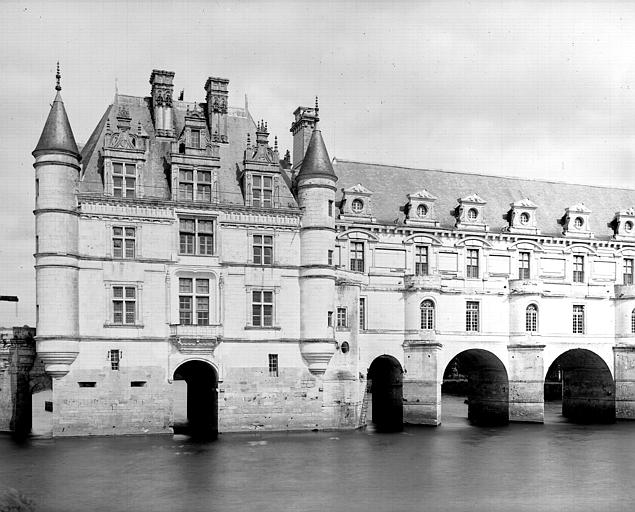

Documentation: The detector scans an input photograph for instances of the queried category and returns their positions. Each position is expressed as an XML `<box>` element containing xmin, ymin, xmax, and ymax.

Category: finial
<box><xmin>55</xmin><ymin>62</ymin><xmax>61</xmax><ymax>91</ymax></box>
<box><xmin>315</xmin><ymin>96</ymin><xmax>319</xmax><ymax>113</ymax></box>
<box><xmin>247</xmin><ymin>133</ymin><xmax>251</xmax><ymax>145</ymax></box>
<box><xmin>265</xmin><ymin>122</ymin><xmax>268</xmax><ymax>131</ymax></box>
<box><xmin>274</xmin><ymin>135</ymin><xmax>278</xmax><ymax>150</ymax></box>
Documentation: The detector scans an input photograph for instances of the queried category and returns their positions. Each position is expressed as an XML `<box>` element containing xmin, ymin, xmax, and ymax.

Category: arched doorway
<box><xmin>367</xmin><ymin>355</ymin><xmax>403</xmax><ymax>432</ymax></box>
<box><xmin>545</xmin><ymin>349</ymin><xmax>615</xmax><ymax>423</ymax></box>
<box><xmin>442</xmin><ymin>349</ymin><xmax>509</xmax><ymax>426</ymax></box>
<box><xmin>173</xmin><ymin>360</ymin><xmax>218</xmax><ymax>439</ymax></box>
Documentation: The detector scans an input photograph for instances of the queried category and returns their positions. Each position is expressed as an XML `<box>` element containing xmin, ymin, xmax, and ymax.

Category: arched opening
<box><xmin>367</xmin><ymin>355</ymin><xmax>403</xmax><ymax>432</ymax></box>
<box><xmin>442</xmin><ymin>349</ymin><xmax>509</xmax><ymax>426</ymax></box>
<box><xmin>544</xmin><ymin>349</ymin><xmax>615</xmax><ymax>424</ymax></box>
<box><xmin>173</xmin><ymin>360</ymin><xmax>218</xmax><ymax>439</ymax></box>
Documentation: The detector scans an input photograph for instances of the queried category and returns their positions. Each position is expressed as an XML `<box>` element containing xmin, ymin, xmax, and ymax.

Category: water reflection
<box><xmin>1</xmin><ymin>397</ymin><xmax>633</xmax><ymax>512</ymax></box>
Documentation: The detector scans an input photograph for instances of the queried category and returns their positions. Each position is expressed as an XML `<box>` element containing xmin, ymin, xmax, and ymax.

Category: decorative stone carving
<box><xmin>505</xmin><ymin>198</ymin><xmax>540</xmax><ymax>235</ymax></box>
<box><xmin>405</xmin><ymin>189</ymin><xmax>439</xmax><ymax>227</ymax></box>
<box><xmin>455</xmin><ymin>193</ymin><xmax>487</xmax><ymax>231</ymax></box>
<box><xmin>563</xmin><ymin>203</ymin><xmax>593</xmax><ymax>238</ymax></box>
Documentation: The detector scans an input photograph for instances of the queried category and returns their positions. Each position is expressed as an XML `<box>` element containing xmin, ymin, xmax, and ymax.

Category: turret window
<box><xmin>179</xmin><ymin>218</ymin><xmax>215</xmax><ymax>255</ymax></box>
<box><xmin>112</xmin><ymin>162</ymin><xmax>136</xmax><ymax>198</ymax></box>
<box><xmin>526</xmin><ymin>304</ymin><xmax>538</xmax><ymax>332</ymax></box>
<box><xmin>253</xmin><ymin>175</ymin><xmax>273</xmax><ymax>208</ymax></box>
<box><xmin>420</xmin><ymin>300</ymin><xmax>435</xmax><ymax>330</ymax></box>
<box><xmin>336</xmin><ymin>307</ymin><xmax>348</xmax><ymax>329</ymax></box>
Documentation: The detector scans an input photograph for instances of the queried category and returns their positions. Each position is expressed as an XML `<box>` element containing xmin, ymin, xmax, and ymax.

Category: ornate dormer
<box><xmin>563</xmin><ymin>203</ymin><xmax>593</xmax><ymax>238</ymax></box>
<box><xmin>205</xmin><ymin>76</ymin><xmax>229</xmax><ymax>143</ymax></box>
<box><xmin>339</xmin><ymin>184</ymin><xmax>375</xmax><ymax>222</ymax></box>
<box><xmin>611</xmin><ymin>207</ymin><xmax>635</xmax><ymax>241</ymax></box>
<box><xmin>169</xmin><ymin>104</ymin><xmax>220</xmax><ymax>203</ymax></box>
<box><xmin>405</xmin><ymin>189</ymin><xmax>439</xmax><ymax>227</ymax></box>
<box><xmin>242</xmin><ymin>120</ymin><xmax>282</xmax><ymax>208</ymax></box>
<box><xmin>150</xmin><ymin>69</ymin><xmax>175</xmax><ymax>137</ymax></box>
<box><xmin>505</xmin><ymin>198</ymin><xmax>540</xmax><ymax>235</ymax></box>
<box><xmin>455</xmin><ymin>194</ymin><xmax>487</xmax><ymax>231</ymax></box>
<box><xmin>102</xmin><ymin>104</ymin><xmax>148</xmax><ymax>199</ymax></box>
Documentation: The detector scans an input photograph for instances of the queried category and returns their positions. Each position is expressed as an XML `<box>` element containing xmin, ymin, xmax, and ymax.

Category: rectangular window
<box><xmin>196</xmin><ymin>171</ymin><xmax>212</xmax><ymax>202</ymax></box>
<box><xmin>178</xmin><ymin>168</ymin><xmax>213</xmax><ymax>203</ymax></box>
<box><xmin>336</xmin><ymin>307</ymin><xmax>347</xmax><ymax>328</ymax></box>
<box><xmin>253</xmin><ymin>235</ymin><xmax>273</xmax><ymax>265</ymax></box>
<box><xmin>179</xmin><ymin>278</ymin><xmax>210</xmax><ymax>326</ymax></box>
<box><xmin>466</xmin><ymin>249</ymin><xmax>479</xmax><ymax>279</ymax></box>
<box><xmin>253</xmin><ymin>175</ymin><xmax>273</xmax><ymax>208</ymax></box>
<box><xmin>179</xmin><ymin>170</ymin><xmax>194</xmax><ymax>201</ymax></box>
<box><xmin>190</xmin><ymin>129</ymin><xmax>200</xmax><ymax>148</ymax></box>
<box><xmin>252</xmin><ymin>290</ymin><xmax>273</xmax><ymax>327</ymax></box>
<box><xmin>179</xmin><ymin>218</ymin><xmax>215</xmax><ymax>255</ymax></box>
<box><xmin>109</xmin><ymin>350</ymin><xmax>121</xmax><ymax>371</ymax></box>
<box><xmin>112</xmin><ymin>226</ymin><xmax>136</xmax><ymax>259</ymax></box>
<box><xmin>415</xmin><ymin>246</ymin><xmax>429</xmax><ymax>276</ymax></box>
<box><xmin>327</xmin><ymin>311</ymin><xmax>333</xmax><ymax>328</ymax></box>
<box><xmin>519</xmin><ymin>252</ymin><xmax>530</xmax><ymax>280</ymax></box>
<box><xmin>573</xmin><ymin>255</ymin><xmax>585</xmax><ymax>283</ymax></box>
<box><xmin>328</xmin><ymin>200</ymin><xmax>334</xmax><ymax>217</ymax></box>
<box><xmin>624</xmin><ymin>258</ymin><xmax>634</xmax><ymax>285</ymax></box>
<box><xmin>573</xmin><ymin>304</ymin><xmax>585</xmax><ymax>334</ymax></box>
<box><xmin>350</xmin><ymin>242</ymin><xmax>365</xmax><ymax>272</ymax></box>
<box><xmin>359</xmin><ymin>298</ymin><xmax>366</xmax><ymax>330</ymax></box>
<box><xmin>268</xmin><ymin>354</ymin><xmax>279</xmax><ymax>377</ymax></box>
<box><xmin>466</xmin><ymin>301</ymin><xmax>479</xmax><ymax>332</ymax></box>
<box><xmin>328</xmin><ymin>250</ymin><xmax>333</xmax><ymax>266</ymax></box>
<box><xmin>112</xmin><ymin>286</ymin><xmax>136</xmax><ymax>325</ymax></box>
<box><xmin>112</xmin><ymin>162</ymin><xmax>136</xmax><ymax>198</ymax></box>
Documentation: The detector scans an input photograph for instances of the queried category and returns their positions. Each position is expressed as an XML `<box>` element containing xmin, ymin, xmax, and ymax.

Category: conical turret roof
<box><xmin>296</xmin><ymin>128</ymin><xmax>337</xmax><ymax>181</ymax></box>
<box><xmin>33</xmin><ymin>91</ymin><xmax>80</xmax><ymax>159</ymax></box>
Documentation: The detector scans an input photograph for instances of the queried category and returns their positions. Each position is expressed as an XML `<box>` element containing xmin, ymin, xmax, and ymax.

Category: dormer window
<box><xmin>178</xmin><ymin>169</ymin><xmax>212</xmax><ymax>202</ymax></box>
<box><xmin>520</xmin><ymin>212</ymin><xmax>530</xmax><ymax>224</ymax></box>
<box><xmin>506</xmin><ymin>198</ymin><xmax>539</xmax><ymax>234</ymax></box>
<box><xmin>626</xmin><ymin>221</ymin><xmax>634</xmax><ymax>233</ymax></box>
<box><xmin>455</xmin><ymin>194</ymin><xmax>487</xmax><ymax>231</ymax></box>
<box><xmin>253</xmin><ymin>175</ymin><xmax>273</xmax><ymax>208</ymax></box>
<box><xmin>351</xmin><ymin>199</ymin><xmax>364</xmax><ymax>213</ymax></box>
<box><xmin>467</xmin><ymin>208</ymin><xmax>478</xmax><ymax>221</ymax></box>
<box><xmin>416</xmin><ymin>204</ymin><xmax>428</xmax><ymax>217</ymax></box>
<box><xmin>405</xmin><ymin>189</ymin><xmax>439</xmax><ymax>227</ymax></box>
<box><xmin>574</xmin><ymin>217</ymin><xmax>584</xmax><ymax>229</ymax></box>
<box><xmin>113</xmin><ymin>162</ymin><xmax>136</xmax><ymax>198</ymax></box>
<box><xmin>611</xmin><ymin>207</ymin><xmax>635</xmax><ymax>240</ymax></box>
<box><xmin>563</xmin><ymin>203</ymin><xmax>592</xmax><ymax>238</ymax></box>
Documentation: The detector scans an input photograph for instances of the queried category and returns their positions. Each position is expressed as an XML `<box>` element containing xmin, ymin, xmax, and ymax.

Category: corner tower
<box><xmin>32</xmin><ymin>64</ymin><xmax>81</xmax><ymax>378</ymax></box>
<box><xmin>295</xmin><ymin>101</ymin><xmax>338</xmax><ymax>374</ymax></box>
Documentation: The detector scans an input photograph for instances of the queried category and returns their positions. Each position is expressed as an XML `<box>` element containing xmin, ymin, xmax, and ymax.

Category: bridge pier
<box><xmin>402</xmin><ymin>342</ymin><xmax>441</xmax><ymax>425</ymax></box>
<box><xmin>613</xmin><ymin>346</ymin><xmax>635</xmax><ymax>420</ymax></box>
<box><xmin>507</xmin><ymin>345</ymin><xmax>545</xmax><ymax>423</ymax></box>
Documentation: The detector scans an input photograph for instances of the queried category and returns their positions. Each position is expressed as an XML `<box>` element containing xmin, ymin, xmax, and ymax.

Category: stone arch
<box><xmin>442</xmin><ymin>349</ymin><xmax>509</xmax><ymax>426</ymax></box>
<box><xmin>544</xmin><ymin>348</ymin><xmax>615</xmax><ymax>423</ymax></box>
<box><xmin>367</xmin><ymin>355</ymin><xmax>403</xmax><ymax>432</ymax></box>
<box><xmin>172</xmin><ymin>359</ymin><xmax>219</xmax><ymax>438</ymax></box>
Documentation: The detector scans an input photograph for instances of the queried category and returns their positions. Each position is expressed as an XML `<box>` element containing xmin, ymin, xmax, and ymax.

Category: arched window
<box><xmin>526</xmin><ymin>304</ymin><xmax>538</xmax><ymax>332</ymax></box>
<box><xmin>631</xmin><ymin>308</ymin><xmax>635</xmax><ymax>334</ymax></box>
<box><xmin>420</xmin><ymin>300</ymin><xmax>435</xmax><ymax>330</ymax></box>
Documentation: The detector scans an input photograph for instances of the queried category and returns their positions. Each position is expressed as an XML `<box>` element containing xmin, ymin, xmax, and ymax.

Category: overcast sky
<box><xmin>2</xmin><ymin>0</ymin><xmax>635</xmax><ymax>324</ymax></box>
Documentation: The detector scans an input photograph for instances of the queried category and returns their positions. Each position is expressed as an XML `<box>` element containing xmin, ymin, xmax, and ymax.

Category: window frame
<box><xmin>359</xmin><ymin>297</ymin><xmax>367</xmax><ymax>331</ymax></box>
<box><xmin>109</xmin><ymin>349</ymin><xmax>121</xmax><ymax>371</ymax></box>
<box><xmin>573</xmin><ymin>255</ymin><xmax>585</xmax><ymax>283</ymax></box>
<box><xmin>631</xmin><ymin>308</ymin><xmax>635</xmax><ymax>334</ymax></box>
<box><xmin>518</xmin><ymin>251</ymin><xmax>531</xmax><ymax>280</ymax></box>
<box><xmin>178</xmin><ymin>277</ymin><xmax>212</xmax><ymax>326</ymax></box>
<box><xmin>268</xmin><ymin>354</ymin><xmax>279</xmax><ymax>377</ymax></box>
<box><xmin>466</xmin><ymin>249</ymin><xmax>479</xmax><ymax>279</ymax></box>
<box><xmin>109</xmin><ymin>284</ymin><xmax>140</xmax><ymax>327</ymax></box>
<box><xmin>624</xmin><ymin>258</ymin><xmax>634</xmax><ymax>285</ymax></box>
<box><xmin>572</xmin><ymin>304</ymin><xmax>585</xmax><ymax>334</ymax></box>
<box><xmin>112</xmin><ymin>226</ymin><xmax>136</xmax><ymax>260</ymax></box>
<box><xmin>525</xmin><ymin>303</ymin><xmax>538</xmax><ymax>332</ymax></box>
<box><xmin>465</xmin><ymin>301</ymin><xmax>480</xmax><ymax>332</ymax></box>
<box><xmin>415</xmin><ymin>245</ymin><xmax>429</xmax><ymax>276</ymax></box>
<box><xmin>252</xmin><ymin>174</ymin><xmax>274</xmax><ymax>208</ymax></box>
<box><xmin>251</xmin><ymin>289</ymin><xmax>274</xmax><ymax>328</ymax></box>
<box><xmin>350</xmin><ymin>241</ymin><xmax>365</xmax><ymax>272</ymax></box>
<box><xmin>336</xmin><ymin>307</ymin><xmax>348</xmax><ymax>329</ymax></box>
<box><xmin>253</xmin><ymin>234</ymin><xmax>274</xmax><ymax>265</ymax></box>
<box><xmin>420</xmin><ymin>299</ymin><xmax>435</xmax><ymax>330</ymax></box>
<box><xmin>178</xmin><ymin>217</ymin><xmax>216</xmax><ymax>256</ymax></box>
<box><xmin>112</xmin><ymin>161</ymin><xmax>137</xmax><ymax>199</ymax></box>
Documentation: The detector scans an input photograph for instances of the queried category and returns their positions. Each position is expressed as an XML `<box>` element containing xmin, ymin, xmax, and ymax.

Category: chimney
<box><xmin>149</xmin><ymin>70</ymin><xmax>175</xmax><ymax>136</ymax></box>
<box><xmin>205</xmin><ymin>77</ymin><xmax>229</xmax><ymax>143</ymax></box>
<box><xmin>290</xmin><ymin>104</ymin><xmax>318</xmax><ymax>170</ymax></box>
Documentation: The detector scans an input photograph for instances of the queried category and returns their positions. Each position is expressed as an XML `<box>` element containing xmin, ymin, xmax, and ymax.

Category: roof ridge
<box><xmin>333</xmin><ymin>158</ymin><xmax>635</xmax><ymax>193</ymax></box>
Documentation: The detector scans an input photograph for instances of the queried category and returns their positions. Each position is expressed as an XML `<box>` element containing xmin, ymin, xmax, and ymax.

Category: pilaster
<box><xmin>507</xmin><ymin>344</ymin><xmax>545</xmax><ymax>423</ymax></box>
<box><xmin>402</xmin><ymin>341</ymin><xmax>441</xmax><ymax>425</ymax></box>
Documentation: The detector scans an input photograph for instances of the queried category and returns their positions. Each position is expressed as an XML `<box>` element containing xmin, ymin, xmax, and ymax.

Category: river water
<box><xmin>1</xmin><ymin>397</ymin><xmax>634</xmax><ymax>512</ymax></box>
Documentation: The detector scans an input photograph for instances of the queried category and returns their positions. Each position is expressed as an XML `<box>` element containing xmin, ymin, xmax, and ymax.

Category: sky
<box><xmin>1</xmin><ymin>0</ymin><xmax>635</xmax><ymax>325</ymax></box>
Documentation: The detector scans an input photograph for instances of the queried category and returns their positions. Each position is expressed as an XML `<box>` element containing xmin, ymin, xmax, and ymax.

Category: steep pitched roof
<box><xmin>333</xmin><ymin>159</ymin><xmax>635</xmax><ymax>239</ymax></box>
<box><xmin>33</xmin><ymin>91</ymin><xmax>80</xmax><ymax>158</ymax></box>
<box><xmin>296</xmin><ymin>128</ymin><xmax>337</xmax><ymax>181</ymax></box>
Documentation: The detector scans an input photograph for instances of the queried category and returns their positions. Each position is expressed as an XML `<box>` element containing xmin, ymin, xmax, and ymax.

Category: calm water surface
<box><xmin>1</xmin><ymin>398</ymin><xmax>634</xmax><ymax>512</ymax></box>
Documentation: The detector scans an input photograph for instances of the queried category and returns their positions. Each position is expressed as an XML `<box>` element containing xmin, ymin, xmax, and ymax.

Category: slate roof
<box><xmin>33</xmin><ymin>91</ymin><xmax>81</xmax><ymax>158</ymax></box>
<box><xmin>333</xmin><ymin>159</ymin><xmax>635</xmax><ymax>239</ymax></box>
<box><xmin>79</xmin><ymin>95</ymin><xmax>297</xmax><ymax>208</ymax></box>
<box><xmin>297</xmin><ymin>128</ymin><xmax>337</xmax><ymax>181</ymax></box>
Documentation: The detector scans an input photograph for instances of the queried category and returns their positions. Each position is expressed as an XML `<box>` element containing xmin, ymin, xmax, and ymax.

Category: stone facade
<box><xmin>31</xmin><ymin>68</ymin><xmax>635</xmax><ymax>437</ymax></box>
